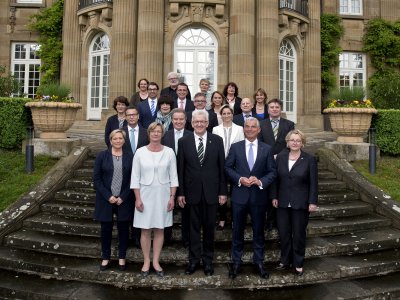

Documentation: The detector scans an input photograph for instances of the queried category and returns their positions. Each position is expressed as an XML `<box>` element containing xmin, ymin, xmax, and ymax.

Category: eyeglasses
<box><xmin>288</xmin><ymin>139</ymin><xmax>302</xmax><ymax>144</ymax></box>
<box><xmin>148</xmin><ymin>88</ymin><xmax>158</xmax><ymax>91</ymax></box>
<box><xmin>126</xmin><ymin>113</ymin><xmax>139</xmax><ymax>117</ymax></box>
<box><xmin>168</xmin><ymin>77</ymin><xmax>178</xmax><ymax>81</ymax></box>
<box><xmin>192</xmin><ymin>120</ymin><xmax>207</xmax><ymax>124</ymax></box>
<box><xmin>194</xmin><ymin>100</ymin><xmax>206</xmax><ymax>103</ymax></box>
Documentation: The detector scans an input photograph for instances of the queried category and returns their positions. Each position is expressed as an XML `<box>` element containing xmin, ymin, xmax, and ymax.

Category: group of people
<box><xmin>93</xmin><ymin>73</ymin><xmax>318</xmax><ymax>280</ymax></box>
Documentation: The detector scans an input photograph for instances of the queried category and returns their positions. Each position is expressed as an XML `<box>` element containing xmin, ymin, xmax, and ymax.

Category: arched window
<box><xmin>174</xmin><ymin>28</ymin><xmax>218</xmax><ymax>94</ymax></box>
<box><xmin>279</xmin><ymin>39</ymin><xmax>297</xmax><ymax>123</ymax></box>
<box><xmin>88</xmin><ymin>33</ymin><xmax>110</xmax><ymax>120</ymax></box>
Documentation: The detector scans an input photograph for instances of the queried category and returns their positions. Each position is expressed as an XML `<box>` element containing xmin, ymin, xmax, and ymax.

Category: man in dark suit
<box><xmin>225</xmin><ymin>117</ymin><xmax>277</xmax><ymax>279</ymax></box>
<box><xmin>161</xmin><ymin>108</ymin><xmax>191</xmax><ymax>247</ymax></box>
<box><xmin>186</xmin><ymin>92</ymin><xmax>218</xmax><ymax>132</ymax></box>
<box><xmin>173</xmin><ymin>82</ymin><xmax>195</xmax><ymax>113</ymax></box>
<box><xmin>258</xmin><ymin>98</ymin><xmax>295</xmax><ymax>230</ymax></box>
<box><xmin>177</xmin><ymin>110</ymin><xmax>227</xmax><ymax>276</ymax></box>
<box><xmin>232</xmin><ymin>97</ymin><xmax>256</xmax><ymax>127</ymax></box>
<box><xmin>137</xmin><ymin>82</ymin><xmax>160</xmax><ymax>129</ymax></box>
<box><xmin>122</xmin><ymin>106</ymin><xmax>149</xmax><ymax>248</ymax></box>
<box><xmin>161</xmin><ymin>71</ymin><xmax>192</xmax><ymax>101</ymax></box>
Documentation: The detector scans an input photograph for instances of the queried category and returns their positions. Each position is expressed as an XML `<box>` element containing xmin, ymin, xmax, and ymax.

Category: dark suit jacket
<box><xmin>270</xmin><ymin>149</ymin><xmax>318</xmax><ymax>210</ymax></box>
<box><xmin>226</xmin><ymin>97</ymin><xmax>242</xmax><ymax>115</ymax></box>
<box><xmin>251</xmin><ymin>105</ymin><xmax>269</xmax><ymax>120</ymax></box>
<box><xmin>186</xmin><ymin>110</ymin><xmax>219</xmax><ymax>132</ymax></box>
<box><xmin>259</xmin><ymin>118</ymin><xmax>295</xmax><ymax>155</ymax></box>
<box><xmin>121</xmin><ymin>126</ymin><xmax>149</xmax><ymax>156</ymax></box>
<box><xmin>161</xmin><ymin>86</ymin><xmax>192</xmax><ymax>101</ymax></box>
<box><xmin>104</xmin><ymin>114</ymin><xmax>127</xmax><ymax>148</ymax></box>
<box><xmin>162</xmin><ymin>129</ymin><xmax>191</xmax><ymax>154</ymax></box>
<box><xmin>225</xmin><ymin>140</ymin><xmax>276</xmax><ymax>205</ymax></box>
<box><xmin>174</xmin><ymin>98</ymin><xmax>195</xmax><ymax>113</ymax></box>
<box><xmin>177</xmin><ymin>132</ymin><xmax>227</xmax><ymax>204</ymax></box>
<box><xmin>232</xmin><ymin>113</ymin><xmax>261</xmax><ymax>127</ymax></box>
<box><xmin>137</xmin><ymin>99</ymin><xmax>159</xmax><ymax>129</ymax></box>
<box><xmin>93</xmin><ymin>150</ymin><xmax>134</xmax><ymax>222</ymax></box>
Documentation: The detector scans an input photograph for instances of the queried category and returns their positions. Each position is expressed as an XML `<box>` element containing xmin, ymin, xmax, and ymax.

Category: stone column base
<box><xmin>22</xmin><ymin>138</ymin><xmax>82</xmax><ymax>158</ymax></box>
<box><xmin>325</xmin><ymin>141</ymin><xmax>380</xmax><ymax>162</ymax></box>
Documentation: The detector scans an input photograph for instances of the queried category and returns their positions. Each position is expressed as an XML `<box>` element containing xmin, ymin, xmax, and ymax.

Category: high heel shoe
<box><xmin>141</xmin><ymin>269</ymin><xmax>150</xmax><ymax>277</ymax></box>
<box><xmin>99</xmin><ymin>260</ymin><xmax>111</xmax><ymax>271</ymax></box>
<box><xmin>154</xmin><ymin>268</ymin><xmax>164</xmax><ymax>277</ymax></box>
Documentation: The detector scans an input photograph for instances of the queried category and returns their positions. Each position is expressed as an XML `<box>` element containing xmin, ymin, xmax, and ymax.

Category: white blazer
<box><xmin>212</xmin><ymin>123</ymin><xmax>245</xmax><ymax>157</ymax></box>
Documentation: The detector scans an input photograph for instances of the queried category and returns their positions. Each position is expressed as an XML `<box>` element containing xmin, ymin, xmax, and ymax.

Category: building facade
<box><xmin>1</xmin><ymin>0</ymin><xmax>399</xmax><ymax>130</ymax></box>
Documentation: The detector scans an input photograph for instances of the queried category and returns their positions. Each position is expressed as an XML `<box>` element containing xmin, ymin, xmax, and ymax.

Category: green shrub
<box><xmin>372</xmin><ymin>109</ymin><xmax>400</xmax><ymax>155</ymax></box>
<box><xmin>0</xmin><ymin>98</ymin><xmax>32</xmax><ymax>149</ymax></box>
<box><xmin>0</xmin><ymin>65</ymin><xmax>21</xmax><ymax>97</ymax></box>
<box><xmin>368</xmin><ymin>70</ymin><xmax>400</xmax><ymax>109</ymax></box>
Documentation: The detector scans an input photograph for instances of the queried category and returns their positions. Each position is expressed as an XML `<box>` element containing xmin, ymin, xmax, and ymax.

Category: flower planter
<box><xmin>323</xmin><ymin>107</ymin><xmax>377</xmax><ymax>143</ymax></box>
<box><xmin>25</xmin><ymin>102</ymin><xmax>82</xmax><ymax>139</ymax></box>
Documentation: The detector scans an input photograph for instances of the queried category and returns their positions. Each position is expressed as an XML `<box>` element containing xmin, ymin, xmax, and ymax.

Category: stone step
<box><xmin>0</xmin><ymin>246</ymin><xmax>399</xmax><ymax>289</ymax></box>
<box><xmin>1</xmin><ymin>268</ymin><xmax>399</xmax><ymax>300</ymax></box>
<box><xmin>41</xmin><ymin>200</ymin><xmax>372</xmax><ymax>221</ymax></box>
<box><xmin>20</xmin><ymin>212</ymin><xmax>391</xmax><ymax>241</ymax></box>
<box><xmin>53</xmin><ymin>188</ymin><xmax>359</xmax><ymax>206</ymax></box>
<box><xmin>5</xmin><ymin>227</ymin><xmax>400</xmax><ymax>264</ymax></box>
<box><xmin>318</xmin><ymin>179</ymin><xmax>346</xmax><ymax>191</ymax></box>
<box><xmin>317</xmin><ymin>170</ymin><xmax>337</xmax><ymax>179</ymax></box>
<box><xmin>82</xmin><ymin>159</ymin><xmax>95</xmax><ymax>168</ymax></box>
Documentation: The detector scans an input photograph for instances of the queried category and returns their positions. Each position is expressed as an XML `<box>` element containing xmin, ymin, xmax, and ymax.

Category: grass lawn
<box><xmin>0</xmin><ymin>150</ymin><xmax>58</xmax><ymax>212</ymax></box>
<box><xmin>351</xmin><ymin>156</ymin><xmax>400</xmax><ymax>203</ymax></box>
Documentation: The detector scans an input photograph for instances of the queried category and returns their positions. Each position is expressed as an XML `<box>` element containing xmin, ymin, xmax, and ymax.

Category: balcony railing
<box><xmin>279</xmin><ymin>0</ymin><xmax>308</xmax><ymax>18</ymax></box>
<box><xmin>78</xmin><ymin>0</ymin><xmax>113</xmax><ymax>10</ymax></box>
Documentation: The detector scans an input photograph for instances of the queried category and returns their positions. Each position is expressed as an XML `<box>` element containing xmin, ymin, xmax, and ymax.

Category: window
<box><xmin>340</xmin><ymin>0</ymin><xmax>362</xmax><ymax>15</ymax></box>
<box><xmin>279</xmin><ymin>39</ymin><xmax>297</xmax><ymax>123</ymax></box>
<box><xmin>16</xmin><ymin>0</ymin><xmax>42</xmax><ymax>3</ymax></box>
<box><xmin>339</xmin><ymin>52</ymin><xmax>366</xmax><ymax>88</ymax></box>
<box><xmin>174</xmin><ymin>28</ymin><xmax>218</xmax><ymax>94</ymax></box>
<box><xmin>87</xmin><ymin>33</ymin><xmax>110</xmax><ymax>120</ymax></box>
<box><xmin>11</xmin><ymin>43</ymin><xmax>41</xmax><ymax>98</ymax></box>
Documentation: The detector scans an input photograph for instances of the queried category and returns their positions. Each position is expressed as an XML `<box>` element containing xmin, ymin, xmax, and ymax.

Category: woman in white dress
<box><xmin>212</xmin><ymin>104</ymin><xmax>245</xmax><ymax>230</ymax></box>
<box><xmin>131</xmin><ymin>122</ymin><xmax>178</xmax><ymax>277</ymax></box>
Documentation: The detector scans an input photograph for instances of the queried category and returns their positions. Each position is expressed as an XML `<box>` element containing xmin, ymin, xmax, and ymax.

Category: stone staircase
<box><xmin>0</xmin><ymin>152</ymin><xmax>400</xmax><ymax>298</ymax></box>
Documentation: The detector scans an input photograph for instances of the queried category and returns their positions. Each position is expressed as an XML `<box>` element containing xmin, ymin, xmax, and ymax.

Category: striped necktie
<box><xmin>150</xmin><ymin>100</ymin><xmax>156</xmax><ymax>116</ymax></box>
<box><xmin>197</xmin><ymin>137</ymin><xmax>204</xmax><ymax>166</ymax></box>
<box><xmin>271</xmin><ymin>119</ymin><xmax>279</xmax><ymax>140</ymax></box>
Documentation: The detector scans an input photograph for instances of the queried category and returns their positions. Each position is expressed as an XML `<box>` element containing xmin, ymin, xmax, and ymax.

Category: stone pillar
<box><xmin>255</xmin><ymin>0</ymin><xmax>279</xmax><ymax>98</ymax></box>
<box><xmin>380</xmin><ymin>0</ymin><xmax>400</xmax><ymax>21</ymax></box>
<box><xmin>136</xmin><ymin>0</ymin><xmax>164</xmax><ymax>86</ymax></box>
<box><xmin>60</xmin><ymin>0</ymin><xmax>81</xmax><ymax>100</ymax></box>
<box><xmin>108</xmin><ymin>0</ymin><xmax>137</xmax><ymax>102</ymax></box>
<box><xmin>228</xmin><ymin>0</ymin><xmax>255</xmax><ymax>98</ymax></box>
<box><xmin>302</xmin><ymin>0</ymin><xmax>323</xmax><ymax>129</ymax></box>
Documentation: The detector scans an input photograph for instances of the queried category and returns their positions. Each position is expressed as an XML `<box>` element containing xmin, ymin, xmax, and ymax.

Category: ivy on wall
<box><xmin>363</xmin><ymin>18</ymin><xmax>400</xmax><ymax>109</ymax></box>
<box><xmin>320</xmin><ymin>14</ymin><xmax>344</xmax><ymax>98</ymax></box>
<box><xmin>28</xmin><ymin>0</ymin><xmax>64</xmax><ymax>85</ymax></box>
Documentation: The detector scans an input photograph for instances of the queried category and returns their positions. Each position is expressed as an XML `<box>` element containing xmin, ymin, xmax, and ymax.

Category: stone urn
<box><xmin>323</xmin><ymin>107</ymin><xmax>377</xmax><ymax>143</ymax></box>
<box><xmin>25</xmin><ymin>101</ymin><xmax>82</xmax><ymax>139</ymax></box>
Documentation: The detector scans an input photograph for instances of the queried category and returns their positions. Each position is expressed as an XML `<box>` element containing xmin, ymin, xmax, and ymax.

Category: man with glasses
<box><xmin>137</xmin><ymin>82</ymin><xmax>160</xmax><ymax>129</ymax></box>
<box><xmin>173</xmin><ymin>82</ymin><xmax>195</xmax><ymax>113</ymax></box>
<box><xmin>161</xmin><ymin>71</ymin><xmax>192</xmax><ymax>100</ymax></box>
<box><xmin>258</xmin><ymin>98</ymin><xmax>295</xmax><ymax>231</ymax></box>
<box><xmin>122</xmin><ymin>106</ymin><xmax>149</xmax><ymax>248</ymax></box>
<box><xmin>177</xmin><ymin>110</ymin><xmax>227</xmax><ymax>276</ymax></box>
<box><xmin>186</xmin><ymin>92</ymin><xmax>218</xmax><ymax>132</ymax></box>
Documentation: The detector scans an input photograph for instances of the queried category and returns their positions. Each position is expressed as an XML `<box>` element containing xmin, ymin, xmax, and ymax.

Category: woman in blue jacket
<box><xmin>93</xmin><ymin>129</ymin><xmax>134</xmax><ymax>271</ymax></box>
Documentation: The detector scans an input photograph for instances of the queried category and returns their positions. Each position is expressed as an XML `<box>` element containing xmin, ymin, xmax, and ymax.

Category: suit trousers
<box><xmin>276</xmin><ymin>207</ymin><xmax>309</xmax><ymax>268</ymax></box>
<box><xmin>231</xmin><ymin>202</ymin><xmax>267</xmax><ymax>264</ymax></box>
<box><xmin>188</xmin><ymin>192</ymin><xmax>218</xmax><ymax>265</ymax></box>
<box><xmin>100</xmin><ymin>220</ymin><xmax>130</xmax><ymax>260</ymax></box>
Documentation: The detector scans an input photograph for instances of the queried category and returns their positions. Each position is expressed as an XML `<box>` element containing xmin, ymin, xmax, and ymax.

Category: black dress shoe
<box><xmin>118</xmin><ymin>264</ymin><xmax>127</xmax><ymax>271</ymax></box>
<box><xmin>228</xmin><ymin>263</ymin><xmax>241</xmax><ymax>279</ymax></box>
<box><xmin>254</xmin><ymin>263</ymin><xmax>269</xmax><ymax>279</ymax></box>
<box><xmin>203</xmin><ymin>263</ymin><xmax>214</xmax><ymax>276</ymax></box>
<box><xmin>275</xmin><ymin>263</ymin><xmax>291</xmax><ymax>271</ymax></box>
<box><xmin>185</xmin><ymin>263</ymin><xmax>199</xmax><ymax>275</ymax></box>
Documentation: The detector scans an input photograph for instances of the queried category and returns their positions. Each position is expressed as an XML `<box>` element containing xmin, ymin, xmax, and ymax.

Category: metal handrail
<box><xmin>78</xmin><ymin>0</ymin><xmax>113</xmax><ymax>10</ymax></box>
<box><xmin>279</xmin><ymin>0</ymin><xmax>308</xmax><ymax>18</ymax></box>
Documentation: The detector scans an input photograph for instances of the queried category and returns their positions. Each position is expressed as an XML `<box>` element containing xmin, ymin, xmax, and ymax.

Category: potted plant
<box><xmin>25</xmin><ymin>82</ymin><xmax>82</xmax><ymax>139</ymax></box>
<box><xmin>323</xmin><ymin>87</ymin><xmax>377</xmax><ymax>143</ymax></box>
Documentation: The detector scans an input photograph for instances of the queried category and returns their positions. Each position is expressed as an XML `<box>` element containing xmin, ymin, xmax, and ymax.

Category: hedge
<box><xmin>372</xmin><ymin>109</ymin><xmax>400</xmax><ymax>155</ymax></box>
<box><xmin>0</xmin><ymin>97</ymin><xmax>32</xmax><ymax>149</ymax></box>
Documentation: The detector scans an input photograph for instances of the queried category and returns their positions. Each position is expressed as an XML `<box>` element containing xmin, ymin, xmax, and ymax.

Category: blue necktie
<box><xmin>130</xmin><ymin>128</ymin><xmax>136</xmax><ymax>153</ymax></box>
<box><xmin>150</xmin><ymin>100</ymin><xmax>156</xmax><ymax>116</ymax></box>
<box><xmin>248</xmin><ymin>143</ymin><xmax>254</xmax><ymax>170</ymax></box>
